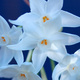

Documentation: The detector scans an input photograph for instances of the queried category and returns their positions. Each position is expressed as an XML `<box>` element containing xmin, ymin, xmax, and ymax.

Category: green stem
<box><xmin>26</xmin><ymin>50</ymin><xmax>33</xmax><ymax>62</ymax></box>
<box><xmin>17</xmin><ymin>26</ymin><xmax>22</xmax><ymax>28</ymax></box>
<box><xmin>50</xmin><ymin>60</ymin><xmax>55</xmax><ymax>71</ymax></box>
<box><xmin>40</xmin><ymin>67</ymin><xmax>48</xmax><ymax>80</ymax></box>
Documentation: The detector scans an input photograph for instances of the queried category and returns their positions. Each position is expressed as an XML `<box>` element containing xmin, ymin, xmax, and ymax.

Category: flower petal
<box><xmin>27</xmin><ymin>72</ymin><xmax>42</xmax><ymax>80</ymax></box>
<box><xmin>60</xmin><ymin>71</ymin><xmax>76</xmax><ymax>80</ymax></box>
<box><xmin>0</xmin><ymin>65</ymin><xmax>18</xmax><ymax>78</ymax></box>
<box><xmin>14</xmin><ymin>51</ymin><xmax>24</xmax><ymax>66</ymax></box>
<box><xmin>59</xmin><ymin>54</ymin><xmax>78</xmax><ymax>66</ymax></box>
<box><xmin>9</xmin><ymin>13</ymin><xmax>39</xmax><ymax>26</ymax></box>
<box><xmin>0</xmin><ymin>16</ymin><xmax>10</xmax><ymax>34</ymax></box>
<box><xmin>32</xmin><ymin>47</ymin><xmax>47</xmax><ymax>73</ymax></box>
<box><xmin>29</xmin><ymin>0</ymin><xmax>46</xmax><ymax>15</ymax></box>
<box><xmin>47</xmin><ymin>42</ymin><xmax>67</xmax><ymax>62</ymax></box>
<box><xmin>46</xmin><ymin>50</ymin><xmax>66</xmax><ymax>62</ymax></box>
<box><xmin>52</xmin><ymin>64</ymin><xmax>66</xmax><ymax>80</ymax></box>
<box><xmin>9</xmin><ymin>25</ymin><xmax>22</xmax><ymax>44</ymax></box>
<box><xmin>61</xmin><ymin>10</ymin><xmax>80</xmax><ymax>27</ymax></box>
<box><xmin>46</xmin><ymin>0</ymin><xmax>63</xmax><ymax>16</ymax></box>
<box><xmin>53</xmin><ymin>32</ymin><xmax>80</xmax><ymax>45</ymax></box>
<box><xmin>74</xmin><ymin>49</ymin><xmax>80</xmax><ymax>57</ymax></box>
<box><xmin>43</xmin><ymin>15</ymin><xmax>62</xmax><ymax>34</ymax></box>
<box><xmin>20</xmin><ymin>62</ymin><xmax>36</xmax><ymax>73</ymax></box>
<box><xmin>7</xmin><ymin>35</ymin><xmax>37</xmax><ymax>50</ymax></box>
<box><xmin>0</xmin><ymin>47</ymin><xmax>14</xmax><ymax>66</ymax></box>
<box><xmin>51</xmin><ymin>41</ymin><xmax>67</xmax><ymax>54</ymax></box>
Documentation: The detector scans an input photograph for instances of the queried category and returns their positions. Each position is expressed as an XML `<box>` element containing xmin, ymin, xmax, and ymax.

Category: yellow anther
<box><xmin>3</xmin><ymin>39</ymin><xmax>6</xmax><ymax>42</ymax></box>
<box><xmin>43</xmin><ymin>16</ymin><xmax>49</xmax><ymax>22</ymax></box>
<box><xmin>47</xmin><ymin>18</ymin><xmax>49</xmax><ymax>20</ymax></box>
<box><xmin>41</xmin><ymin>40</ymin><xmax>44</xmax><ymax>44</ymax></box>
<box><xmin>41</xmin><ymin>39</ymin><xmax>47</xmax><ymax>45</ymax></box>
<box><xmin>1</xmin><ymin>37</ymin><xmax>4</xmax><ymax>39</ymax></box>
<box><xmin>20</xmin><ymin>74</ymin><xmax>26</xmax><ymax>77</ymax></box>
<box><xmin>73</xmin><ymin>67</ymin><xmax>75</xmax><ymax>70</ymax></box>
<box><xmin>1</xmin><ymin>37</ymin><xmax>6</xmax><ymax>42</ymax></box>
<box><xmin>43</xmin><ymin>20</ymin><xmax>46</xmax><ymax>22</ymax></box>
<box><xmin>45</xmin><ymin>41</ymin><xmax>47</xmax><ymax>45</ymax></box>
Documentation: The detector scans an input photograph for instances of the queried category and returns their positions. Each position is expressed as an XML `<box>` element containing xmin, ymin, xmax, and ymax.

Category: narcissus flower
<box><xmin>0</xmin><ymin>62</ymin><xmax>42</xmax><ymax>80</ymax></box>
<box><xmin>0</xmin><ymin>16</ymin><xmax>23</xmax><ymax>66</ymax></box>
<box><xmin>7</xmin><ymin>24</ymin><xmax>80</xmax><ymax>73</ymax></box>
<box><xmin>9</xmin><ymin>0</ymin><xmax>80</xmax><ymax>29</ymax></box>
<box><xmin>52</xmin><ymin>49</ymin><xmax>80</xmax><ymax>80</ymax></box>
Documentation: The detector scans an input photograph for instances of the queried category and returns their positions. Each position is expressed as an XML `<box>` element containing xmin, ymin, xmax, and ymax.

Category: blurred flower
<box><xmin>7</xmin><ymin>23</ymin><xmax>80</xmax><ymax>73</ymax></box>
<box><xmin>0</xmin><ymin>62</ymin><xmax>42</xmax><ymax>80</ymax></box>
<box><xmin>0</xmin><ymin>16</ymin><xmax>23</xmax><ymax>66</ymax></box>
<box><xmin>52</xmin><ymin>49</ymin><xmax>80</xmax><ymax>80</ymax></box>
<box><xmin>9</xmin><ymin>0</ymin><xmax>80</xmax><ymax>28</ymax></box>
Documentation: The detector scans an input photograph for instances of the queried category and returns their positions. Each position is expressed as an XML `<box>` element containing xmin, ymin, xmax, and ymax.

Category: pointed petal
<box><xmin>29</xmin><ymin>0</ymin><xmax>46</xmax><ymax>15</ymax></box>
<box><xmin>9</xmin><ymin>13</ymin><xmax>39</xmax><ymax>26</ymax></box>
<box><xmin>60</xmin><ymin>54</ymin><xmax>78</xmax><ymax>66</ymax></box>
<box><xmin>52</xmin><ymin>64</ymin><xmax>66</xmax><ymax>80</ymax></box>
<box><xmin>32</xmin><ymin>47</ymin><xmax>47</xmax><ymax>73</ymax></box>
<box><xmin>9</xmin><ymin>25</ymin><xmax>22</xmax><ymax>44</ymax></box>
<box><xmin>61</xmin><ymin>10</ymin><xmax>80</xmax><ymax>27</ymax></box>
<box><xmin>20</xmin><ymin>62</ymin><xmax>36</xmax><ymax>73</ymax></box>
<box><xmin>53</xmin><ymin>32</ymin><xmax>80</xmax><ymax>45</ymax></box>
<box><xmin>0</xmin><ymin>16</ymin><xmax>10</xmax><ymax>34</ymax></box>
<box><xmin>47</xmin><ymin>42</ymin><xmax>67</xmax><ymax>62</ymax></box>
<box><xmin>28</xmin><ymin>72</ymin><xmax>42</xmax><ymax>80</ymax></box>
<box><xmin>51</xmin><ymin>41</ymin><xmax>67</xmax><ymax>54</ymax></box>
<box><xmin>46</xmin><ymin>50</ymin><xmax>66</xmax><ymax>62</ymax></box>
<box><xmin>14</xmin><ymin>51</ymin><xmax>24</xmax><ymax>66</ymax></box>
<box><xmin>60</xmin><ymin>71</ymin><xmax>75</xmax><ymax>80</ymax></box>
<box><xmin>7</xmin><ymin>35</ymin><xmax>37</xmax><ymax>50</ymax></box>
<box><xmin>0</xmin><ymin>65</ymin><xmax>18</xmax><ymax>78</ymax></box>
<box><xmin>46</xmin><ymin>0</ymin><xmax>63</xmax><ymax>16</ymax></box>
<box><xmin>43</xmin><ymin>15</ymin><xmax>62</xmax><ymax>34</ymax></box>
<box><xmin>74</xmin><ymin>49</ymin><xmax>80</xmax><ymax>57</ymax></box>
<box><xmin>0</xmin><ymin>47</ymin><xmax>14</xmax><ymax>66</ymax></box>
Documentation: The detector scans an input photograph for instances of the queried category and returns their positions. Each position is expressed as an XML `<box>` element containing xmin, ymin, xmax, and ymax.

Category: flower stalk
<box><xmin>40</xmin><ymin>67</ymin><xmax>48</xmax><ymax>80</ymax></box>
<box><xmin>50</xmin><ymin>60</ymin><xmax>55</xmax><ymax>71</ymax></box>
<box><xmin>26</xmin><ymin>50</ymin><xmax>33</xmax><ymax>62</ymax></box>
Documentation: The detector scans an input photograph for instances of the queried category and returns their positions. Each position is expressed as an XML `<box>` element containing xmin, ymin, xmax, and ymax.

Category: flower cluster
<box><xmin>0</xmin><ymin>0</ymin><xmax>80</xmax><ymax>80</ymax></box>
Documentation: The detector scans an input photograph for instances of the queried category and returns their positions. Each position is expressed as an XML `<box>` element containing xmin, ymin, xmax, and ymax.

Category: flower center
<box><xmin>72</xmin><ymin>67</ymin><xmax>75</xmax><ymax>70</ymax></box>
<box><xmin>43</xmin><ymin>16</ymin><xmax>49</xmax><ymax>22</ymax></box>
<box><xmin>41</xmin><ymin>39</ymin><xmax>47</xmax><ymax>45</ymax></box>
<box><xmin>1</xmin><ymin>37</ymin><xmax>6</xmax><ymax>42</ymax></box>
<box><xmin>0</xmin><ymin>35</ymin><xmax>10</xmax><ymax>46</ymax></box>
<box><xmin>20</xmin><ymin>74</ymin><xmax>26</xmax><ymax>77</ymax></box>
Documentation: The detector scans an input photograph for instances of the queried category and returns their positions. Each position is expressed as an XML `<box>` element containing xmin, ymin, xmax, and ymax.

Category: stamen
<box><xmin>41</xmin><ymin>40</ymin><xmax>44</xmax><ymax>44</ymax></box>
<box><xmin>45</xmin><ymin>41</ymin><xmax>47</xmax><ymax>45</ymax></box>
<box><xmin>73</xmin><ymin>67</ymin><xmax>75</xmax><ymax>70</ymax></box>
<box><xmin>1</xmin><ymin>37</ymin><xmax>4</xmax><ymax>39</ymax></box>
<box><xmin>20</xmin><ymin>74</ymin><xmax>26</xmax><ymax>77</ymax></box>
<box><xmin>47</xmin><ymin>18</ymin><xmax>49</xmax><ymax>20</ymax></box>
<box><xmin>43</xmin><ymin>20</ymin><xmax>46</xmax><ymax>22</ymax></box>
<box><xmin>41</xmin><ymin>39</ymin><xmax>47</xmax><ymax>45</ymax></box>
<box><xmin>1</xmin><ymin>37</ymin><xmax>6</xmax><ymax>42</ymax></box>
<box><xmin>43</xmin><ymin>16</ymin><xmax>49</xmax><ymax>22</ymax></box>
<box><xmin>3</xmin><ymin>39</ymin><xmax>6</xmax><ymax>42</ymax></box>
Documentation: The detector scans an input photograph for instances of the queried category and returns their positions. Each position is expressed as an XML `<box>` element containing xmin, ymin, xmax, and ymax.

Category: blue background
<box><xmin>0</xmin><ymin>0</ymin><xmax>80</xmax><ymax>80</ymax></box>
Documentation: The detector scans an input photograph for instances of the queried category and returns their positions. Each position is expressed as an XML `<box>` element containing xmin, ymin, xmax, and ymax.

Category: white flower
<box><xmin>0</xmin><ymin>16</ymin><xmax>23</xmax><ymax>66</ymax></box>
<box><xmin>9</xmin><ymin>0</ymin><xmax>80</xmax><ymax>29</ymax></box>
<box><xmin>7</xmin><ymin>24</ymin><xmax>80</xmax><ymax>73</ymax></box>
<box><xmin>52</xmin><ymin>49</ymin><xmax>80</xmax><ymax>80</ymax></box>
<box><xmin>0</xmin><ymin>62</ymin><xmax>42</xmax><ymax>80</ymax></box>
